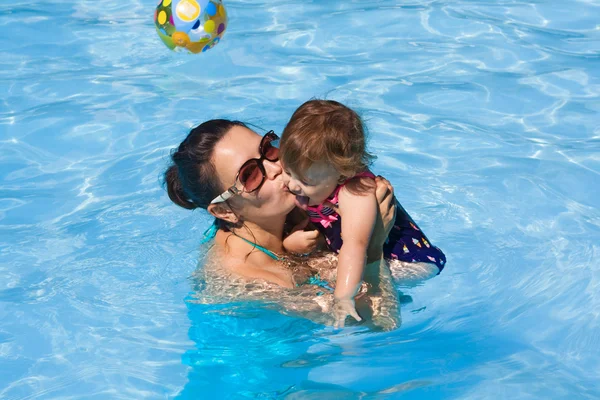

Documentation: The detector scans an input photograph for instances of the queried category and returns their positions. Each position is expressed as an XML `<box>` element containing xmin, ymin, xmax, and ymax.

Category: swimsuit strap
<box><xmin>233</xmin><ymin>233</ymin><xmax>282</xmax><ymax>261</ymax></box>
<box><xmin>307</xmin><ymin>274</ymin><xmax>334</xmax><ymax>291</ymax></box>
<box><xmin>321</xmin><ymin>170</ymin><xmax>378</xmax><ymax>207</ymax></box>
<box><xmin>332</xmin><ymin>171</ymin><xmax>377</xmax><ymax>203</ymax></box>
<box><xmin>201</xmin><ymin>220</ymin><xmax>282</xmax><ymax>261</ymax></box>
<box><xmin>348</xmin><ymin>170</ymin><xmax>377</xmax><ymax>182</ymax></box>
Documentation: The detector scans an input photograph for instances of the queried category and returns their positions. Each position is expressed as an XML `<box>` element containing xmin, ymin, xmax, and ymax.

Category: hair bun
<box><xmin>165</xmin><ymin>165</ymin><xmax>197</xmax><ymax>210</ymax></box>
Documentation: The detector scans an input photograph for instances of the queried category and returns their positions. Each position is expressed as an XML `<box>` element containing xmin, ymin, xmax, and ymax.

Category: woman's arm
<box><xmin>360</xmin><ymin>257</ymin><xmax>401</xmax><ymax>330</ymax></box>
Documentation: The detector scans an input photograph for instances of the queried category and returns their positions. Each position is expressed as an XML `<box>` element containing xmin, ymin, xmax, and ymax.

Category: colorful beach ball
<box><xmin>154</xmin><ymin>0</ymin><xmax>227</xmax><ymax>54</ymax></box>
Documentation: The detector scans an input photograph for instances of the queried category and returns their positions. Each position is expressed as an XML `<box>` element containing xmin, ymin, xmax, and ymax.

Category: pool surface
<box><xmin>1</xmin><ymin>0</ymin><xmax>599</xmax><ymax>398</ymax></box>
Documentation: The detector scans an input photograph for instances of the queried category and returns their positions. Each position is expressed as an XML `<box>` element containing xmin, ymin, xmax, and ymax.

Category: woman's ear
<box><xmin>207</xmin><ymin>202</ymin><xmax>239</xmax><ymax>225</ymax></box>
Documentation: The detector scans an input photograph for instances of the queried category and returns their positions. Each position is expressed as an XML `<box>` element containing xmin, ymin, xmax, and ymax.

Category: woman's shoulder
<box><xmin>195</xmin><ymin>251</ymin><xmax>285</xmax><ymax>304</ymax></box>
<box><xmin>210</xmin><ymin>231</ymin><xmax>295</xmax><ymax>288</ymax></box>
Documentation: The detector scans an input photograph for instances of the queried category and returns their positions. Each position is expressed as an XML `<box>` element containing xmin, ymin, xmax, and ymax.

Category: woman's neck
<box><xmin>230</xmin><ymin>216</ymin><xmax>286</xmax><ymax>255</ymax></box>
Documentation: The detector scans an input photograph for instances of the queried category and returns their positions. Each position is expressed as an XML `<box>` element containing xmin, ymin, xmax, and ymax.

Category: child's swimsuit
<box><xmin>306</xmin><ymin>172</ymin><xmax>446</xmax><ymax>272</ymax></box>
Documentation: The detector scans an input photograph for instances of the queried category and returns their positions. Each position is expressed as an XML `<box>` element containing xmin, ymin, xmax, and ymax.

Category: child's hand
<box><xmin>283</xmin><ymin>218</ymin><xmax>320</xmax><ymax>255</ymax></box>
<box><xmin>332</xmin><ymin>297</ymin><xmax>362</xmax><ymax>328</ymax></box>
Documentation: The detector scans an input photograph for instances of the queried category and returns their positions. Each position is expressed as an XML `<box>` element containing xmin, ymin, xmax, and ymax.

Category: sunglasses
<box><xmin>210</xmin><ymin>131</ymin><xmax>280</xmax><ymax>204</ymax></box>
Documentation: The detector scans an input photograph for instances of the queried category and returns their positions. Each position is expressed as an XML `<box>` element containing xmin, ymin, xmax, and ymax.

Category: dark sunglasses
<box><xmin>210</xmin><ymin>131</ymin><xmax>280</xmax><ymax>204</ymax></box>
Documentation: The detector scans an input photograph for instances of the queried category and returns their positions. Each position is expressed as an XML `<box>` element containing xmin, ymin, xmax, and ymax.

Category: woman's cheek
<box><xmin>271</xmin><ymin>185</ymin><xmax>295</xmax><ymax>208</ymax></box>
<box><xmin>258</xmin><ymin>182</ymin><xmax>283</xmax><ymax>205</ymax></box>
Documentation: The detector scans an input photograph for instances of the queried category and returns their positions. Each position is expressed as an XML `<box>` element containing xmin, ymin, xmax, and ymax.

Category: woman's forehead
<box><xmin>219</xmin><ymin>126</ymin><xmax>261</xmax><ymax>155</ymax></box>
<box><xmin>213</xmin><ymin>126</ymin><xmax>261</xmax><ymax>178</ymax></box>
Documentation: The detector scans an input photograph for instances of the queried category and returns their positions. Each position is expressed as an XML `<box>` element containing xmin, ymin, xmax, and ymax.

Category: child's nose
<box><xmin>287</xmin><ymin>179</ymin><xmax>302</xmax><ymax>195</ymax></box>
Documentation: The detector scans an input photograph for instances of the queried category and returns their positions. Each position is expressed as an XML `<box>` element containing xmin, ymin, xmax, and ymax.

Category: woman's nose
<box><xmin>264</xmin><ymin>159</ymin><xmax>282</xmax><ymax>180</ymax></box>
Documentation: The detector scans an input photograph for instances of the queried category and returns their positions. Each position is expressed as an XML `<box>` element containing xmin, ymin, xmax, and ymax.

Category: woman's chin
<box><xmin>266</xmin><ymin>184</ymin><xmax>297</xmax><ymax>213</ymax></box>
<box><xmin>279</xmin><ymin>191</ymin><xmax>298</xmax><ymax>212</ymax></box>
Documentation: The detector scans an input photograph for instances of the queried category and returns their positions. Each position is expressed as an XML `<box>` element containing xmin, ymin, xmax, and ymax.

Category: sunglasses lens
<box><xmin>263</xmin><ymin>142</ymin><xmax>279</xmax><ymax>161</ymax></box>
<box><xmin>261</xmin><ymin>132</ymin><xmax>280</xmax><ymax>161</ymax></box>
<box><xmin>239</xmin><ymin>161</ymin><xmax>263</xmax><ymax>192</ymax></box>
<box><xmin>235</xmin><ymin>132</ymin><xmax>279</xmax><ymax>194</ymax></box>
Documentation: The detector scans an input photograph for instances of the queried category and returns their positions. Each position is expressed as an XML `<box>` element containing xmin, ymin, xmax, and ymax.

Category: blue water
<box><xmin>1</xmin><ymin>0</ymin><xmax>599</xmax><ymax>398</ymax></box>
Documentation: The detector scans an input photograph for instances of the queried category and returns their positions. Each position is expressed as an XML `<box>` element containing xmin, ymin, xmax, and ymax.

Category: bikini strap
<box><xmin>201</xmin><ymin>220</ymin><xmax>282</xmax><ymax>261</ymax></box>
<box><xmin>233</xmin><ymin>233</ymin><xmax>282</xmax><ymax>261</ymax></box>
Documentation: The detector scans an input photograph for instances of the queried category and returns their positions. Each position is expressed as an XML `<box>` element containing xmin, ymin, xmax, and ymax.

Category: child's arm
<box><xmin>282</xmin><ymin>207</ymin><xmax>326</xmax><ymax>255</ymax></box>
<box><xmin>282</xmin><ymin>217</ymin><xmax>323</xmax><ymax>255</ymax></box>
<box><xmin>333</xmin><ymin>182</ymin><xmax>378</xmax><ymax>327</ymax></box>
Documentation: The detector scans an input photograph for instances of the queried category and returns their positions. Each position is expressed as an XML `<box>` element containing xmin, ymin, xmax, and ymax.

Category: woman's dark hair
<box><xmin>164</xmin><ymin>119</ymin><xmax>248</xmax><ymax>210</ymax></box>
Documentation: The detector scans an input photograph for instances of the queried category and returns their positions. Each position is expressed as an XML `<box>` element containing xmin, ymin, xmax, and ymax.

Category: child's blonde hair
<box><xmin>280</xmin><ymin>99</ymin><xmax>374</xmax><ymax>183</ymax></box>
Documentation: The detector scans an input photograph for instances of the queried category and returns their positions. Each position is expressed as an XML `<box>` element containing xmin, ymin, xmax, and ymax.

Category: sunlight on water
<box><xmin>1</xmin><ymin>0</ymin><xmax>599</xmax><ymax>398</ymax></box>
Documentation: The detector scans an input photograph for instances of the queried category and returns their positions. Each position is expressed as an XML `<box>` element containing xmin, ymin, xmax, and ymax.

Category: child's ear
<box><xmin>207</xmin><ymin>203</ymin><xmax>239</xmax><ymax>225</ymax></box>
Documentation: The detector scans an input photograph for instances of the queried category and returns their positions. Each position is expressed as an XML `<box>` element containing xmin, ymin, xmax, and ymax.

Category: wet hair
<box><xmin>164</xmin><ymin>119</ymin><xmax>248</xmax><ymax>210</ymax></box>
<box><xmin>280</xmin><ymin>99</ymin><xmax>375</xmax><ymax>184</ymax></box>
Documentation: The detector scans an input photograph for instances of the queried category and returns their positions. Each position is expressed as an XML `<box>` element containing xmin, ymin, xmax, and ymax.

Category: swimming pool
<box><xmin>1</xmin><ymin>0</ymin><xmax>599</xmax><ymax>398</ymax></box>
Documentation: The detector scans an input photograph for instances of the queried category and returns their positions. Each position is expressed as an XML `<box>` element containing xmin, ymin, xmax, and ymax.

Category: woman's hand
<box><xmin>367</xmin><ymin>176</ymin><xmax>397</xmax><ymax>262</ymax></box>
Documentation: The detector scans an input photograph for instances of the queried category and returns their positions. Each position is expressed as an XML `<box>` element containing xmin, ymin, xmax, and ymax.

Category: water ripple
<box><xmin>1</xmin><ymin>0</ymin><xmax>599</xmax><ymax>398</ymax></box>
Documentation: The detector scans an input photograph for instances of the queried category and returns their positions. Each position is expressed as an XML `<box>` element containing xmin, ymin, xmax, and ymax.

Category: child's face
<box><xmin>282</xmin><ymin>162</ymin><xmax>341</xmax><ymax>209</ymax></box>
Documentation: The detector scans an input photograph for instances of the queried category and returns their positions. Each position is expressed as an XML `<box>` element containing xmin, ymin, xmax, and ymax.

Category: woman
<box><xmin>165</xmin><ymin>120</ymin><xmax>405</xmax><ymax>328</ymax></box>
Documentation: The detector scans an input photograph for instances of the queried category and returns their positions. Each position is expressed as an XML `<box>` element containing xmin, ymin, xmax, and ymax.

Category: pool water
<box><xmin>1</xmin><ymin>0</ymin><xmax>599</xmax><ymax>398</ymax></box>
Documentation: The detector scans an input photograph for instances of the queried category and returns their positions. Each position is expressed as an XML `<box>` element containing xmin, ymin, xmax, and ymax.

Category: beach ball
<box><xmin>154</xmin><ymin>0</ymin><xmax>228</xmax><ymax>54</ymax></box>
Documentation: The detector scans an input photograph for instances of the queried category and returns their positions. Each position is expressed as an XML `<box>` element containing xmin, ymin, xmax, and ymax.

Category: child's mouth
<box><xmin>294</xmin><ymin>195</ymin><xmax>310</xmax><ymax>210</ymax></box>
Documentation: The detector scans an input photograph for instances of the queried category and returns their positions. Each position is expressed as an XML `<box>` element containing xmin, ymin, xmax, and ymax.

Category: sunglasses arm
<box><xmin>210</xmin><ymin>187</ymin><xmax>239</xmax><ymax>204</ymax></box>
